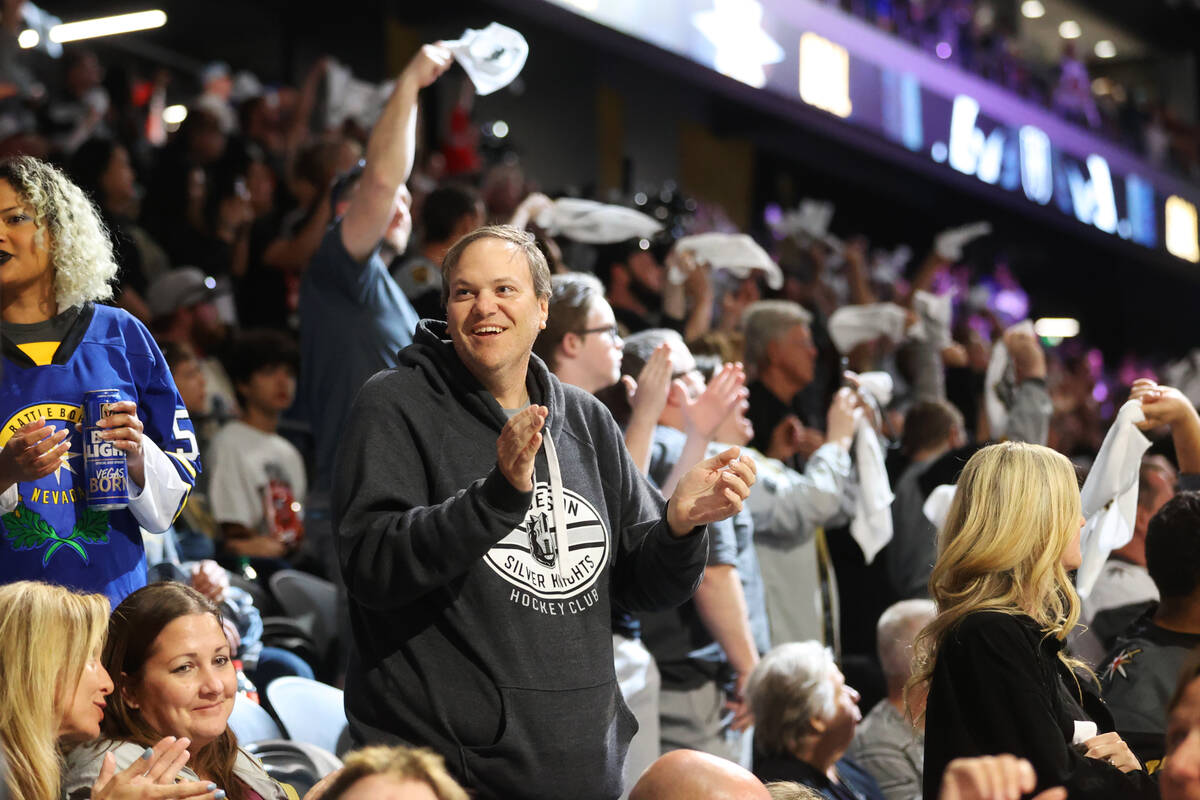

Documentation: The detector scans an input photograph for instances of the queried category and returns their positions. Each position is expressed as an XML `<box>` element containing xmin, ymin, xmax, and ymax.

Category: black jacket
<box><xmin>922</xmin><ymin>611</ymin><xmax>1159</xmax><ymax>799</ymax></box>
<box><xmin>332</xmin><ymin>319</ymin><xmax>709</xmax><ymax>800</ymax></box>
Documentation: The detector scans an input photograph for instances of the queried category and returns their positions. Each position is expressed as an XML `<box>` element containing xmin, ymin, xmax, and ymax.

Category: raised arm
<box><xmin>1132</xmin><ymin>380</ymin><xmax>1200</xmax><ymax>475</ymax></box>
<box><xmin>340</xmin><ymin>43</ymin><xmax>452</xmax><ymax>261</ymax></box>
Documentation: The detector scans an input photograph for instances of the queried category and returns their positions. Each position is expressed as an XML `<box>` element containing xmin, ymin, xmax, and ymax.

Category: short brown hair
<box><xmin>901</xmin><ymin>400</ymin><xmax>964</xmax><ymax>457</ymax></box>
<box><xmin>321</xmin><ymin>745</ymin><xmax>469</xmax><ymax>800</ymax></box>
<box><xmin>533</xmin><ymin>272</ymin><xmax>605</xmax><ymax>372</ymax></box>
<box><xmin>440</xmin><ymin>224</ymin><xmax>551</xmax><ymax>307</ymax></box>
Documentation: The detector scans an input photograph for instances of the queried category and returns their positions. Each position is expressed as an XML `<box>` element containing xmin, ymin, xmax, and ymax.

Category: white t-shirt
<box><xmin>208</xmin><ymin>419</ymin><xmax>306</xmax><ymax>537</ymax></box>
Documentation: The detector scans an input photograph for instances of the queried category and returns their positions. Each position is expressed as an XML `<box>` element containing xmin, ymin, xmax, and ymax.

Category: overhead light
<box><xmin>491</xmin><ymin>120</ymin><xmax>509</xmax><ymax>138</ymax></box>
<box><xmin>935</xmin><ymin>42</ymin><xmax>953</xmax><ymax>59</ymax></box>
<box><xmin>1058</xmin><ymin>20</ymin><xmax>1082</xmax><ymax>39</ymax></box>
<box><xmin>1094</xmin><ymin>40</ymin><xmax>1117</xmax><ymax>59</ymax></box>
<box><xmin>162</xmin><ymin>104</ymin><xmax>187</xmax><ymax>125</ymax></box>
<box><xmin>1020</xmin><ymin>0</ymin><xmax>1045</xmax><ymax>18</ymax></box>
<box><xmin>1034</xmin><ymin>318</ymin><xmax>1080</xmax><ymax>339</ymax></box>
<box><xmin>17</xmin><ymin>29</ymin><xmax>38</xmax><ymax>48</ymax></box>
<box><xmin>49</xmin><ymin>10</ymin><xmax>167</xmax><ymax>44</ymax></box>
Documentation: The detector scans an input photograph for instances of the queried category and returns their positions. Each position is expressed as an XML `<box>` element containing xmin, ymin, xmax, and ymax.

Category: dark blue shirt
<box><xmin>299</xmin><ymin>222</ymin><xmax>420</xmax><ymax>493</ymax></box>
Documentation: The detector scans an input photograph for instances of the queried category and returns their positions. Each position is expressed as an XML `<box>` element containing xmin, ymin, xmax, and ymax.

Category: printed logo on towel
<box><xmin>485</xmin><ymin>481</ymin><xmax>609</xmax><ymax>611</ymax></box>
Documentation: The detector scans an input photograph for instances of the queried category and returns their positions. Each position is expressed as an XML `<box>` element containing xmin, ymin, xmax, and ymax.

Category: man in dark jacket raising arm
<box><xmin>333</xmin><ymin>225</ymin><xmax>756</xmax><ymax>800</ymax></box>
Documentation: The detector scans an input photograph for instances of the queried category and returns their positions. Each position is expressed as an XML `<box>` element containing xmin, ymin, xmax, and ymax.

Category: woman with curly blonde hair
<box><xmin>0</xmin><ymin>155</ymin><xmax>201</xmax><ymax>606</ymax></box>
<box><xmin>909</xmin><ymin>442</ymin><xmax>1157</xmax><ymax>798</ymax></box>
<box><xmin>0</xmin><ymin>580</ymin><xmax>216</xmax><ymax>800</ymax></box>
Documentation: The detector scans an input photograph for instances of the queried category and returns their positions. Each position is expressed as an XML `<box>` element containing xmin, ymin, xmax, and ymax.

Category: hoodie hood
<box><xmin>403</xmin><ymin>318</ymin><xmax>565</xmax><ymax>439</ymax></box>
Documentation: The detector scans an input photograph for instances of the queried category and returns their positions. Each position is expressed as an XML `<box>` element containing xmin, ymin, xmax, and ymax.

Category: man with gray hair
<box><xmin>847</xmin><ymin>599</ymin><xmax>937</xmax><ymax>800</ymax></box>
<box><xmin>743</xmin><ymin>300</ymin><xmax>823</xmax><ymax>464</ymax></box>
<box><xmin>738</xmin><ymin>300</ymin><xmax>860</xmax><ymax>650</ymax></box>
<box><xmin>746</xmin><ymin>641</ymin><xmax>885</xmax><ymax>799</ymax></box>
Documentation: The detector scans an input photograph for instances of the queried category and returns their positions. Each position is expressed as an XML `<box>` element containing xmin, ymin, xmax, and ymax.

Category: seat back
<box><xmin>265</xmin><ymin>676</ymin><xmax>348</xmax><ymax>755</ymax></box>
<box><xmin>228</xmin><ymin>692</ymin><xmax>283</xmax><ymax>744</ymax></box>
<box><xmin>268</xmin><ymin>570</ymin><xmax>338</xmax><ymax>656</ymax></box>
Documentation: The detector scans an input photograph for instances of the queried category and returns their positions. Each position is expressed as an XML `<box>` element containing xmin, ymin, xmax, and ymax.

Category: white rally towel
<box><xmin>534</xmin><ymin>198</ymin><xmax>662</xmax><ymax>244</ymax></box>
<box><xmin>934</xmin><ymin>221</ymin><xmax>992</xmax><ymax>260</ymax></box>
<box><xmin>983</xmin><ymin>320</ymin><xmax>1035</xmax><ymax>440</ymax></box>
<box><xmin>324</xmin><ymin>61</ymin><xmax>394</xmax><ymax>129</ymax></box>
<box><xmin>850</xmin><ymin>417</ymin><xmax>894</xmax><ymax>564</ymax></box>
<box><xmin>828</xmin><ymin>303</ymin><xmax>910</xmax><ymax>354</ymax></box>
<box><xmin>769</xmin><ymin>198</ymin><xmax>844</xmax><ymax>252</ymax></box>
<box><xmin>1076</xmin><ymin>399</ymin><xmax>1152</xmax><ymax>598</ymax></box>
<box><xmin>849</xmin><ymin>372</ymin><xmax>894</xmax><ymax>564</ymax></box>
<box><xmin>911</xmin><ymin>290</ymin><xmax>953</xmax><ymax>349</ymax></box>
<box><xmin>443</xmin><ymin>22</ymin><xmax>529</xmax><ymax>96</ymax></box>
<box><xmin>671</xmin><ymin>233</ymin><xmax>783</xmax><ymax>289</ymax></box>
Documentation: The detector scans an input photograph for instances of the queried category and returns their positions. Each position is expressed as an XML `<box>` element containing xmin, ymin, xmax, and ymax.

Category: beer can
<box><xmin>82</xmin><ymin>389</ymin><xmax>129</xmax><ymax>511</ymax></box>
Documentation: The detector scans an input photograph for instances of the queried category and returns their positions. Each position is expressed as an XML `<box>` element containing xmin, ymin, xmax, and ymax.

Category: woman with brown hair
<box><xmin>63</xmin><ymin>582</ymin><xmax>293</xmax><ymax>800</ymax></box>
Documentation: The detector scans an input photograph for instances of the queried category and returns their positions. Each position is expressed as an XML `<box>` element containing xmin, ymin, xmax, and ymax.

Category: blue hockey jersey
<box><xmin>0</xmin><ymin>304</ymin><xmax>200</xmax><ymax>605</ymax></box>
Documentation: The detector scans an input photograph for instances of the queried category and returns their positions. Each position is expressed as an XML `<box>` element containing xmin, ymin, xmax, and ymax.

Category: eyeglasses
<box><xmin>576</xmin><ymin>325</ymin><xmax>620</xmax><ymax>340</ymax></box>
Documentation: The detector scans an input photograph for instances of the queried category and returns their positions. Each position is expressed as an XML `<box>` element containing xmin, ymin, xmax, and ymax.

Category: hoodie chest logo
<box><xmin>484</xmin><ymin>481</ymin><xmax>609</xmax><ymax>603</ymax></box>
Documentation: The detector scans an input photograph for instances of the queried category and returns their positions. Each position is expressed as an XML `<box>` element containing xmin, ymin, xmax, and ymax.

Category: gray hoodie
<box><xmin>332</xmin><ymin>319</ymin><xmax>708</xmax><ymax>799</ymax></box>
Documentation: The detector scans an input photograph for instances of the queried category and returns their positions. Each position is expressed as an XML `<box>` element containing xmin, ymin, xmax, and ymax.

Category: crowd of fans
<box><xmin>5</xmin><ymin>3</ymin><xmax>1200</xmax><ymax>799</ymax></box>
<box><xmin>824</xmin><ymin>0</ymin><xmax>1200</xmax><ymax>178</ymax></box>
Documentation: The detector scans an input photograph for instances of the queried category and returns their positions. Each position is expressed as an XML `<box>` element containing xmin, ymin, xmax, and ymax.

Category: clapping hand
<box><xmin>90</xmin><ymin>737</ymin><xmax>222</xmax><ymax>800</ymax></box>
<box><xmin>624</xmin><ymin>343</ymin><xmax>672</xmax><ymax>423</ymax></box>
<box><xmin>683</xmin><ymin>362</ymin><xmax>745</xmax><ymax>440</ymax></box>
<box><xmin>497</xmin><ymin>405</ymin><xmax>548</xmax><ymax>493</ymax></box>
<box><xmin>666</xmin><ymin>447</ymin><xmax>757</xmax><ymax>536</ymax></box>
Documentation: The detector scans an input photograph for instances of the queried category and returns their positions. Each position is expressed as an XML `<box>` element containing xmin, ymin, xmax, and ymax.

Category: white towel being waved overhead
<box><xmin>534</xmin><ymin>198</ymin><xmax>662</xmax><ymax>244</ymax></box>
<box><xmin>769</xmin><ymin>198</ymin><xmax>844</xmax><ymax>252</ymax></box>
<box><xmin>670</xmin><ymin>233</ymin><xmax>783</xmax><ymax>290</ymax></box>
<box><xmin>828</xmin><ymin>303</ymin><xmax>910</xmax><ymax>354</ymax></box>
<box><xmin>983</xmin><ymin>319</ymin><xmax>1034</xmax><ymax>440</ymax></box>
<box><xmin>911</xmin><ymin>290</ymin><xmax>953</xmax><ymax>349</ymax></box>
<box><xmin>443</xmin><ymin>22</ymin><xmax>529</xmax><ymax>96</ymax></box>
<box><xmin>934</xmin><ymin>221</ymin><xmax>992</xmax><ymax>261</ymax></box>
<box><xmin>1075</xmin><ymin>399</ymin><xmax>1152</xmax><ymax>598</ymax></box>
<box><xmin>849</xmin><ymin>372</ymin><xmax>894</xmax><ymax>564</ymax></box>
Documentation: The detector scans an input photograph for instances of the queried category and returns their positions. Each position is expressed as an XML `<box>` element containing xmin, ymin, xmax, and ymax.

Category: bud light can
<box><xmin>82</xmin><ymin>389</ymin><xmax>129</xmax><ymax>510</ymax></box>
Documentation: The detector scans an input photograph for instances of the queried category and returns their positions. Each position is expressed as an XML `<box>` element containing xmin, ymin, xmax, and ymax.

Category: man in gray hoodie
<box><xmin>333</xmin><ymin>225</ymin><xmax>757</xmax><ymax>800</ymax></box>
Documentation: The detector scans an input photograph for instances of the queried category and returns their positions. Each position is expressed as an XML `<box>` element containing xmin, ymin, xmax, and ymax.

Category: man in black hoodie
<box><xmin>333</xmin><ymin>225</ymin><xmax>757</xmax><ymax>800</ymax></box>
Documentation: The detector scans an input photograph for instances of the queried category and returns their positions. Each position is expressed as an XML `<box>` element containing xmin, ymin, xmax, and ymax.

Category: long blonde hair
<box><xmin>908</xmin><ymin>442</ymin><xmax>1085</xmax><ymax>714</ymax></box>
<box><xmin>0</xmin><ymin>581</ymin><xmax>110</xmax><ymax>800</ymax></box>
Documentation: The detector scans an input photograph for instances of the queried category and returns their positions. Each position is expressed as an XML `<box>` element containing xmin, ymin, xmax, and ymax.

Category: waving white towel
<box><xmin>534</xmin><ymin>198</ymin><xmax>662</xmax><ymax>244</ymax></box>
<box><xmin>849</xmin><ymin>396</ymin><xmax>894</xmax><ymax>565</ymax></box>
<box><xmin>911</xmin><ymin>290</ymin><xmax>953</xmax><ymax>349</ymax></box>
<box><xmin>984</xmin><ymin>320</ymin><xmax>1035</xmax><ymax>440</ymax></box>
<box><xmin>444</xmin><ymin>22</ymin><xmax>529</xmax><ymax>96</ymax></box>
<box><xmin>1075</xmin><ymin>399</ymin><xmax>1152</xmax><ymax>598</ymax></box>
<box><xmin>828</xmin><ymin>303</ymin><xmax>909</xmax><ymax>354</ymax></box>
<box><xmin>671</xmin><ymin>233</ymin><xmax>783</xmax><ymax>290</ymax></box>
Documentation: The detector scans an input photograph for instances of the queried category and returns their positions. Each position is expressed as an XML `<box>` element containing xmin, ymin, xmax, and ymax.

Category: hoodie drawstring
<box><xmin>542</xmin><ymin>430</ymin><xmax>570</xmax><ymax>583</ymax></box>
